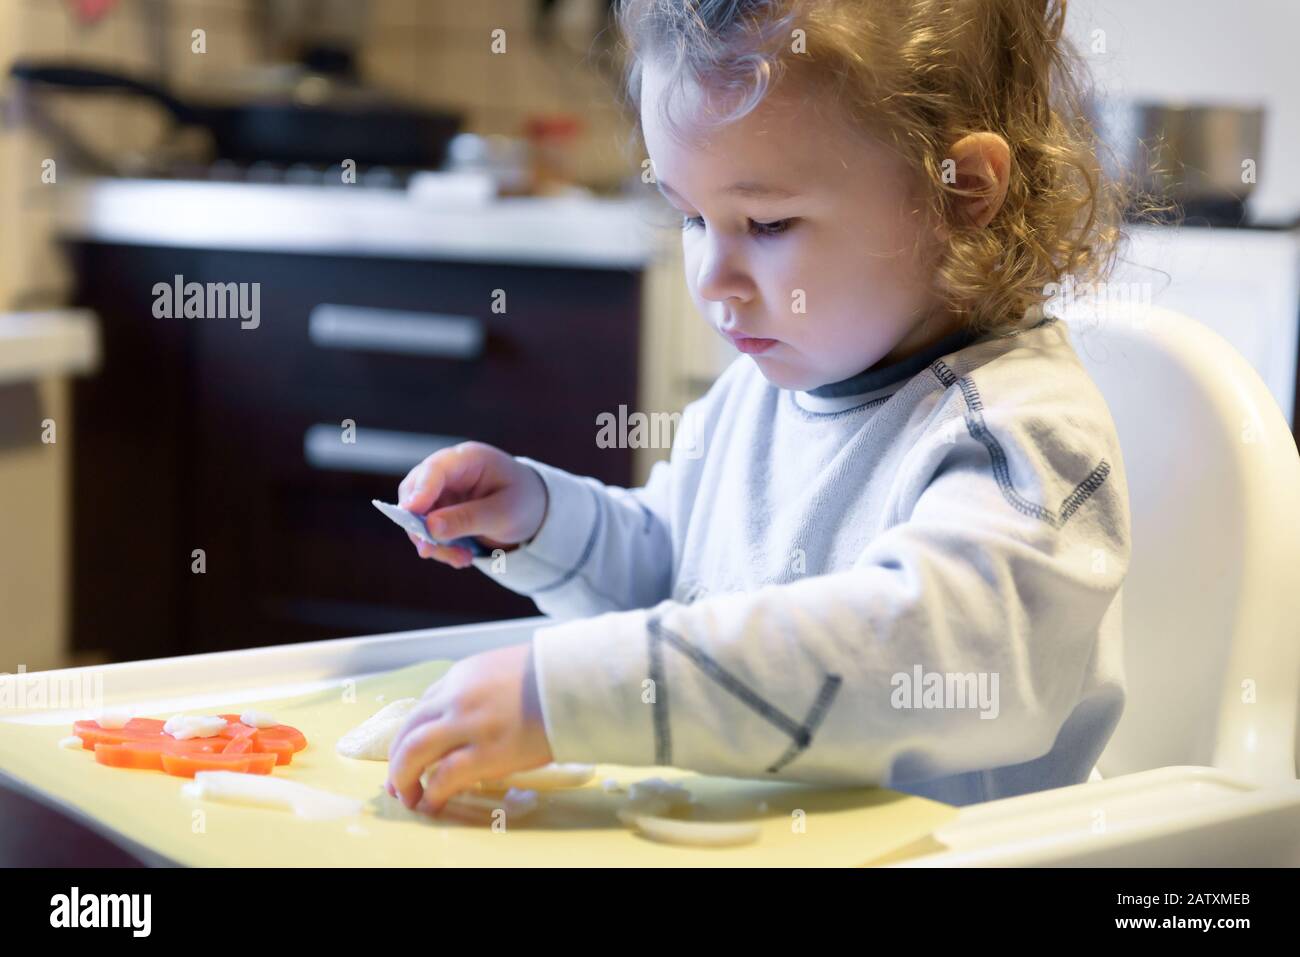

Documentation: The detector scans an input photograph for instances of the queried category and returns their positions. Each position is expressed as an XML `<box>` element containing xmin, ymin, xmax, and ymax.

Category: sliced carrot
<box><xmin>160</xmin><ymin>751</ymin><xmax>276</xmax><ymax>777</ymax></box>
<box><xmin>74</xmin><ymin>726</ymin><xmax>123</xmax><ymax>750</ymax></box>
<box><xmin>256</xmin><ymin>726</ymin><xmax>308</xmax><ymax>753</ymax></box>
<box><xmin>216</xmin><ymin>716</ymin><xmax>305</xmax><ymax>753</ymax></box>
<box><xmin>94</xmin><ymin>742</ymin><xmax>166</xmax><ymax>771</ymax></box>
<box><xmin>73</xmin><ymin>713</ymin><xmax>304</xmax><ymax>776</ymax></box>
<box><xmin>222</xmin><ymin>726</ymin><xmax>256</xmax><ymax>754</ymax></box>
<box><xmin>216</xmin><ymin>717</ymin><xmax>252</xmax><ymax>739</ymax></box>
<box><xmin>93</xmin><ymin>739</ymin><xmax>228</xmax><ymax>770</ymax></box>
<box><xmin>74</xmin><ymin>717</ymin><xmax>185</xmax><ymax>749</ymax></box>
<box><xmin>251</xmin><ymin>733</ymin><xmax>294</xmax><ymax>765</ymax></box>
<box><xmin>73</xmin><ymin>721</ymin><xmax>145</xmax><ymax>749</ymax></box>
<box><xmin>123</xmin><ymin>718</ymin><xmax>166</xmax><ymax>734</ymax></box>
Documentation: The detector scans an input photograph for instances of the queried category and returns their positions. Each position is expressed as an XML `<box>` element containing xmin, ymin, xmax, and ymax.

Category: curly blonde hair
<box><xmin>616</xmin><ymin>0</ymin><xmax>1153</xmax><ymax>337</ymax></box>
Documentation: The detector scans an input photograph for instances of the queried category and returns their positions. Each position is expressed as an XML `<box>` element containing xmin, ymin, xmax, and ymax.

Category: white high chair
<box><xmin>893</xmin><ymin>303</ymin><xmax>1300</xmax><ymax>866</ymax></box>
<box><xmin>1074</xmin><ymin>304</ymin><xmax>1300</xmax><ymax>785</ymax></box>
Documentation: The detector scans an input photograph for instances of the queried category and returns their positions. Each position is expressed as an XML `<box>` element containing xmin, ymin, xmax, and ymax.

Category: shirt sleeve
<box><xmin>528</xmin><ymin>401</ymin><xmax>1131</xmax><ymax>789</ymax></box>
<box><xmin>467</xmin><ymin>453</ymin><xmax>675</xmax><ymax>620</ymax></box>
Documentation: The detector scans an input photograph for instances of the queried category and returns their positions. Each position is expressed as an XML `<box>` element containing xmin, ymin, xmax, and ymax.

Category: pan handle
<box><xmin>8</xmin><ymin>61</ymin><xmax>200</xmax><ymax>125</ymax></box>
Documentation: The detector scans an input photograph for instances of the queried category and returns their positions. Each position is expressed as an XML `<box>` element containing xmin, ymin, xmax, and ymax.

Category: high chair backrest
<box><xmin>1062</xmin><ymin>304</ymin><xmax>1300</xmax><ymax>784</ymax></box>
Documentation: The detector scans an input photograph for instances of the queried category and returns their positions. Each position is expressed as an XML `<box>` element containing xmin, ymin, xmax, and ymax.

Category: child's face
<box><xmin>641</xmin><ymin>61</ymin><xmax>951</xmax><ymax>391</ymax></box>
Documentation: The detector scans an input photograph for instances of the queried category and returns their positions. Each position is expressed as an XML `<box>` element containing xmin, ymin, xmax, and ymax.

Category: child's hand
<box><xmin>385</xmin><ymin>642</ymin><xmax>554</xmax><ymax>816</ymax></box>
<box><xmin>397</xmin><ymin>441</ymin><xmax>547</xmax><ymax>569</ymax></box>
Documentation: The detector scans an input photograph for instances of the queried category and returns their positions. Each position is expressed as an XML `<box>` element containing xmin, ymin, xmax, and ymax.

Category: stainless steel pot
<box><xmin>1088</xmin><ymin>98</ymin><xmax>1266</xmax><ymax>225</ymax></box>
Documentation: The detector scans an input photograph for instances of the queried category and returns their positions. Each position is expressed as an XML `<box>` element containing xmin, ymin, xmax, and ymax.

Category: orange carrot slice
<box><xmin>160</xmin><ymin>751</ymin><xmax>276</xmax><ymax>777</ymax></box>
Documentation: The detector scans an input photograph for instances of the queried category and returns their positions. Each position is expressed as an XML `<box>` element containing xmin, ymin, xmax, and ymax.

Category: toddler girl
<box><xmin>386</xmin><ymin>0</ymin><xmax>1132</xmax><ymax>816</ymax></box>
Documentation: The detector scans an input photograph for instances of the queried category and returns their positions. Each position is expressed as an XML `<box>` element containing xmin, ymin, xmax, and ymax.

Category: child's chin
<box><xmin>747</xmin><ymin>355</ymin><xmax>819</xmax><ymax>392</ymax></box>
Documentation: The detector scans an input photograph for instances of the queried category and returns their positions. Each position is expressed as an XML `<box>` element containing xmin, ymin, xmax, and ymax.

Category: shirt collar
<box><xmin>804</xmin><ymin>323</ymin><xmax>986</xmax><ymax>399</ymax></box>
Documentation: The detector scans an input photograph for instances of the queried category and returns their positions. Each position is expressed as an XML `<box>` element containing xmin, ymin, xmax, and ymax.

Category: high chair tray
<box><xmin>0</xmin><ymin>616</ymin><xmax>959</xmax><ymax>868</ymax></box>
<box><xmin>3</xmin><ymin>615</ymin><xmax>1295</xmax><ymax>867</ymax></box>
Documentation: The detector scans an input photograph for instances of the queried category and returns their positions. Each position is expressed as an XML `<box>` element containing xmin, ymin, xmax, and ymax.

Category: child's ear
<box><xmin>937</xmin><ymin>132</ymin><xmax>1012</xmax><ymax>237</ymax></box>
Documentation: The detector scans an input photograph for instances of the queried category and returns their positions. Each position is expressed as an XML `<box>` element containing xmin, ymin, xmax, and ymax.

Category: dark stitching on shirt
<box><xmin>647</xmin><ymin>614</ymin><xmax>842</xmax><ymax>773</ymax></box>
<box><xmin>785</xmin><ymin>388</ymin><xmax>895</xmax><ymax>421</ymax></box>
<box><xmin>931</xmin><ymin>359</ymin><xmax>958</xmax><ymax>388</ymax></box>
<box><xmin>957</xmin><ymin>376</ymin><xmax>1058</xmax><ymax>526</ymax></box>
<box><xmin>534</xmin><ymin>485</ymin><xmax>605</xmax><ymax>594</ymax></box>
<box><xmin>1060</xmin><ymin>459</ymin><xmax>1112</xmax><ymax>523</ymax></box>
<box><xmin>647</xmin><ymin>616</ymin><xmax>672</xmax><ymax>766</ymax></box>
<box><xmin>930</xmin><ymin>358</ymin><xmax>1111</xmax><ymax>528</ymax></box>
<box><xmin>624</xmin><ymin>496</ymin><xmax>655</xmax><ymax>535</ymax></box>
<box><xmin>767</xmin><ymin>674</ymin><xmax>843</xmax><ymax>773</ymax></box>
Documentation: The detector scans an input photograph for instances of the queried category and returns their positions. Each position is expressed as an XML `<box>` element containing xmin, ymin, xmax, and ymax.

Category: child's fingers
<box><xmin>387</xmin><ymin>697</ymin><xmax>444</xmax><ymax>760</ymax></box>
<box><xmin>415</xmin><ymin>746</ymin><xmax>483</xmax><ymax>815</ymax></box>
<box><xmin>401</xmin><ymin>445</ymin><xmax>485</xmax><ymax>514</ymax></box>
<box><xmin>426</xmin><ymin>543</ymin><xmax>474</xmax><ymax>567</ymax></box>
<box><xmin>406</xmin><ymin>533</ymin><xmax>472</xmax><ymax>567</ymax></box>
<box><xmin>426</xmin><ymin>491</ymin><xmax>512</xmax><ymax>544</ymax></box>
<box><xmin>397</xmin><ymin>468</ymin><xmax>419</xmax><ymax>508</ymax></box>
<box><xmin>388</xmin><ymin>718</ymin><xmax>465</xmax><ymax>809</ymax></box>
<box><xmin>398</xmin><ymin>454</ymin><xmax>443</xmax><ymax>509</ymax></box>
<box><xmin>397</xmin><ymin>454</ymin><xmax>445</xmax><ymax>513</ymax></box>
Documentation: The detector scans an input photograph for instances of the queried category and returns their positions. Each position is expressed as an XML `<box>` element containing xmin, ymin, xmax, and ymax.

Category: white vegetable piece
<box><xmin>163</xmin><ymin>714</ymin><xmax>228</xmax><ymax>740</ymax></box>
<box><xmin>616</xmin><ymin>778</ymin><xmax>695</xmax><ymax>828</ymax></box>
<box><xmin>616</xmin><ymin>798</ymin><xmax>671</xmax><ymax>826</ymax></box>
<box><xmin>503</xmin><ymin>788</ymin><xmax>540</xmax><ymax>818</ymax></box>
<box><xmin>626</xmin><ymin>778</ymin><xmax>692</xmax><ymax>808</ymax></box>
<box><xmin>625</xmin><ymin>815</ymin><xmax>762</xmax><ymax>847</ymax></box>
<box><xmin>476</xmin><ymin>763</ymin><xmax>595</xmax><ymax>792</ymax></box>
<box><xmin>95</xmin><ymin>708</ymin><xmax>133</xmax><ymax>730</ymax></box>
<box><xmin>335</xmin><ymin>697</ymin><xmax>419</xmax><ymax>761</ymax></box>
<box><xmin>183</xmin><ymin>771</ymin><xmax>363</xmax><ymax>821</ymax></box>
<box><xmin>58</xmin><ymin>735</ymin><xmax>84</xmax><ymax>750</ymax></box>
<box><xmin>238</xmin><ymin>709</ymin><xmax>279</xmax><ymax>729</ymax></box>
<box><xmin>614</xmin><ymin>777</ymin><xmax>760</xmax><ymax>846</ymax></box>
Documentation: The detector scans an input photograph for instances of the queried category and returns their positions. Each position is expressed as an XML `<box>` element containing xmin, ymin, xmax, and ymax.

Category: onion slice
<box><xmin>625</xmin><ymin>814</ymin><xmax>761</xmax><ymax>847</ymax></box>
<box><xmin>183</xmin><ymin>770</ymin><xmax>363</xmax><ymax>821</ymax></box>
<box><xmin>476</xmin><ymin>763</ymin><xmax>595</xmax><ymax>792</ymax></box>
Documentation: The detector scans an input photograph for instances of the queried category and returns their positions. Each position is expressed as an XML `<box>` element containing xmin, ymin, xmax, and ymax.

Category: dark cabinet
<box><xmin>68</xmin><ymin>243</ymin><xmax>642</xmax><ymax>660</ymax></box>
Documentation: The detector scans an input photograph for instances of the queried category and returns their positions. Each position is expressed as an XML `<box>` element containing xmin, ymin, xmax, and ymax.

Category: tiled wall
<box><xmin>0</xmin><ymin>0</ymin><xmax>637</xmax><ymax>307</ymax></box>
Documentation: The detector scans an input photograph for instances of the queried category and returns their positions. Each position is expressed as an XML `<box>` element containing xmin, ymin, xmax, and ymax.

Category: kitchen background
<box><xmin>1</xmin><ymin>0</ymin><xmax>1297</xmax><ymax>674</ymax></box>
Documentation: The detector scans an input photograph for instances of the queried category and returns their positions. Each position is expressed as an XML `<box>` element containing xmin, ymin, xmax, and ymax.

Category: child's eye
<box><xmin>748</xmin><ymin>218</ymin><xmax>795</xmax><ymax>237</ymax></box>
<box><xmin>681</xmin><ymin>214</ymin><xmax>790</xmax><ymax>237</ymax></box>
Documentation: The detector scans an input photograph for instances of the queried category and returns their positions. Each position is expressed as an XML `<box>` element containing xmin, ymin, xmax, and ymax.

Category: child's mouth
<box><xmin>721</xmin><ymin>329</ymin><xmax>779</xmax><ymax>354</ymax></box>
<box><xmin>733</xmin><ymin>337</ymin><xmax>778</xmax><ymax>354</ymax></box>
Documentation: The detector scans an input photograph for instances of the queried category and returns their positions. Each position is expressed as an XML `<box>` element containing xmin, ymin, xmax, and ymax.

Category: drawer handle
<box><xmin>303</xmin><ymin>425</ymin><xmax>468</xmax><ymax>476</ymax></box>
<box><xmin>308</xmin><ymin>304</ymin><xmax>485</xmax><ymax>359</ymax></box>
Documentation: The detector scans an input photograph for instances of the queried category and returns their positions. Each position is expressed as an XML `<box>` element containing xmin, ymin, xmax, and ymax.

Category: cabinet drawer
<box><xmin>190</xmin><ymin>249</ymin><xmax>642</xmax><ymax>408</ymax></box>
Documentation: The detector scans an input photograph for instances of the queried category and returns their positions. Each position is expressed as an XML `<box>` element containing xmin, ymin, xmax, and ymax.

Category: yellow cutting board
<box><xmin>0</xmin><ymin>660</ymin><xmax>957</xmax><ymax>866</ymax></box>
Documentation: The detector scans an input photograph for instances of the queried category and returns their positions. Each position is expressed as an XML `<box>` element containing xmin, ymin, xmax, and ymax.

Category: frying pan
<box><xmin>9</xmin><ymin>60</ymin><xmax>462</xmax><ymax>169</ymax></box>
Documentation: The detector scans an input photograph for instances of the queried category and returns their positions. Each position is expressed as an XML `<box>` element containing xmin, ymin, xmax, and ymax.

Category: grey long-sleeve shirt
<box><xmin>470</xmin><ymin>315</ymin><xmax>1131</xmax><ymax>806</ymax></box>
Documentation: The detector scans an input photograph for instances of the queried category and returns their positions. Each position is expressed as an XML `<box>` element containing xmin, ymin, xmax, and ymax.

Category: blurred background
<box><xmin>0</xmin><ymin>0</ymin><xmax>1296</xmax><ymax>672</ymax></box>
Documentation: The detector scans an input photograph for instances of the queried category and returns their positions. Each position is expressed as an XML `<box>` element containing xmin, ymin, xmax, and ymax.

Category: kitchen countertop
<box><xmin>53</xmin><ymin>177</ymin><xmax>667</xmax><ymax>269</ymax></box>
